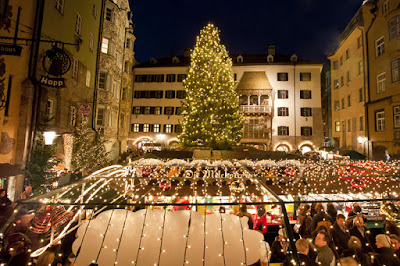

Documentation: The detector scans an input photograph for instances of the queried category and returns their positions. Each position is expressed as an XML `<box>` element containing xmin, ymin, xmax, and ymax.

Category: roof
<box><xmin>236</xmin><ymin>72</ymin><xmax>273</xmax><ymax>90</ymax></box>
<box><xmin>135</xmin><ymin>53</ymin><xmax>322</xmax><ymax>68</ymax></box>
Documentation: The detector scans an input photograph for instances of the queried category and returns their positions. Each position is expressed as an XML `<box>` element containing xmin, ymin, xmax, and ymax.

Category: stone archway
<box><xmin>276</xmin><ymin>144</ymin><xmax>290</xmax><ymax>152</ymax></box>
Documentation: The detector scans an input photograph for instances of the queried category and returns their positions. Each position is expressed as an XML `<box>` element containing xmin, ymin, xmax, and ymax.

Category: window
<box><xmin>334</xmin><ymin>100</ymin><xmax>340</xmax><ymax>111</ymax></box>
<box><xmin>260</xmin><ymin>95</ymin><xmax>269</xmax><ymax>105</ymax></box>
<box><xmin>346</xmin><ymin>71</ymin><xmax>350</xmax><ymax>83</ymax></box>
<box><xmin>124</xmin><ymin>61</ymin><xmax>129</xmax><ymax>73</ymax></box>
<box><xmin>360</xmin><ymin>116</ymin><xmax>364</xmax><ymax>130</ymax></box>
<box><xmin>389</xmin><ymin>15</ymin><xmax>400</xmax><ymax>40</ymax></box>
<box><xmin>177</xmin><ymin>74</ymin><xmax>187</xmax><ymax>82</ymax></box>
<box><xmin>377</xmin><ymin>72</ymin><xmax>386</xmax><ymax>93</ymax></box>
<box><xmin>358</xmin><ymin>60</ymin><xmax>363</xmax><ymax>75</ymax></box>
<box><xmin>375</xmin><ymin>37</ymin><xmax>385</xmax><ymax>57</ymax></box>
<box><xmin>346</xmin><ymin>49</ymin><xmax>350</xmax><ymax>60</ymax></box>
<box><xmin>121</xmin><ymin>87</ymin><xmax>127</xmax><ymax>101</ymax></box>
<box><xmin>335</xmin><ymin>121</ymin><xmax>340</xmax><ymax>132</ymax></box>
<box><xmin>394</xmin><ymin>106</ymin><xmax>400</xmax><ymax>128</ymax></box>
<box><xmin>342</xmin><ymin>121</ymin><xmax>346</xmax><ymax>133</ymax></box>
<box><xmin>175</xmin><ymin>107</ymin><xmax>183</xmax><ymax>115</ymax></box>
<box><xmin>99</xmin><ymin>72</ymin><xmax>107</xmax><ymax>89</ymax></box>
<box><xmin>340</xmin><ymin>56</ymin><xmax>343</xmax><ymax>66</ymax></box>
<box><xmin>126</xmin><ymin>39</ymin><xmax>130</xmax><ymax>49</ymax></box>
<box><xmin>277</xmin><ymin>107</ymin><xmax>289</xmax><ymax>116</ymax></box>
<box><xmin>154</xmin><ymin>107</ymin><xmax>162</xmax><ymax>115</ymax></box>
<box><xmin>101</xmin><ymin>38</ymin><xmax>109</xmax><ymax>53</ymax></box>
<box><xmin>144</xmin><ymin>107</ymin><xmax>150</xmax><ymax>115</ymax></box>
<box><xmin>132</xmin><ymin>107</ymin><xmax>140</xmax><ymax>114</ymax></box>
<box><xmin>72</xmin><ymin>57</ymin><xmax>78</xmax><ymax>80</ymax></box>
<box><xmin>46</xmin><ymin>99</ymin><xmax>54</xmax><ymax>121</ymax></box>
<box><xmin>250</xmin><ymin>95</ymin><xmax>258</xmax><ymax>105</ymax></box>
<box><xmin>154</xmin><ymin>124</ymin><xmax>160</xmax><ymax>133</ymax></box>
<box><xmin>300</xmin><ymin>90</ymin><xmax>312</xmax><ymax>99</ymax></box>
<box><xmin>277</xmin><ymin>73</ymin><xmax>288</xmax><ymax>81</ymax></box>
<box><xmin>165</xmin><ymin>124</ymin><xmax>173</xmax><ymax>133</ymax></box>
<box><xmin>383</xmin><ymin>0</ymin><xmax>389</xmax><ymax>13</ymax></box>
<box><xmin>69</xmin><ymin>106</ymin><xmax>76</xmax><ymax>127</ymax></box>
<box><xmin>175</xmin><ymin>125</ymin><xmax>182</xmax><ymax>133</ymax></box>
<box><xmin>376</xmin><ymin>110</ymin><xmax>385</xmax><ymax>131</ymax></box>
<box><xmin>348</xmin><ymin>95</ymin><xmax>351</xmax><ymax>107</ymax></box>
<box><xmin>165</xmin><ymin>90</ymin><xmax>175</xmax><ymax>99</ymax></box>
<box><xmin>278</xmin><ymin>126</ymin><xmax>289</xmax><ymax>136</ymax></box>
<box><xmin>340</xmin><ymin>76</ymin><xmax>344</xmax><ymax>87</ymax></box>
<box><xmin>92</xmin><ymin>4</ymin><xmax>97</xmax><ymax>18</ymax></box>
<box><xmin>164</xmin><ymin>107</ymin><xmax>174</xmax><ymax>115</ymax></box>
<box><xmin>132</xmin><ymin>124</ymin><xmax>139</xmax><ymax>132</ymax></box>
<box><xmin>55</xmin><ymin>0</ymin><xmax>64</xmax><ymax>14</ymax></box>
<box><xmin>300</xmin><ymin>72</ymin><xmax>311</xmax><ymax>81</ymax></box>
<box><xmin>341</xmin><ymin>98</ymin><xmax>345</xmax><ymax>109</ymax></box>
<box><xmin>333</xmin><ymin>61</ymin><xmax>338</xmax><ymax>70</ymax></box>
<box><xmin>97</xmin><ymin>108</ymin><xmax>105</xmax><ymax>126</ymax></box>
<box><xmin>359</xmin><ymin>88</ymin><xmax>364</xmax><ymax>102</ymax></box>
<box><xmin>348</xmin><ymin>119</ymin><xmax>351</xmax><ymax>132</ymax></box>
<box><xmin>334</xmin><ymin>79</ymin><xmax>339</xmax><ymax>89</ymax></box>
<box><xmin>177</xmin><ymin>90</ymin><xmax>186</xmax><ymax>99</ymax></box>
<box><xmin>244</xmin><ymin>119</ymin><xmax>266</xmax><ymax>139</ymax></box>
<box><xmin>301</xmin><ymin>127</ymin><xmax>312</xmax><ymax>136</ymax></box>
<box><xmin>300</xmin><ymin>108</ymin><xmax>312</xmax><ymax>117</ymax></box>
<box><xmin>278</xmin><ymin>90</ymin><xmax>288</xmax><ymax>99</ymax></box>
<box><xmin>391</xmin><ymin>59</ymin><xmax>400</xmax><ymax>82</ymax></box>
<box><xmin>86</xmin><ymin>69</ymin><xmax>91</xmax><ymax>87</ymax></box>
<box><xmin>357</xmin><ymin>35</ymin><xmax>363</xmax><ymax>49</ymax></box>
<box><xmin>105</xmin><ymin>8</ymin><xmax>113</xmax><ymax>21</ymax></box>
<box><xmin>88</xmin><ymin>33</ymin><xmax>94</xmax><ymax>51</ymax></box>
<box><xmin>75</xmin><ymin>13</ymin><xmax>82</xmax><ymax>35</ymax></box>
<box><xmin>143</xmin><ymin>124</ymin><xmax>150</xmax><ymax>132</ymax></box>
<box><xmin>166</xmin><ymin>74</ymin><xmax>176</xmax><ymax>82</ymax></box>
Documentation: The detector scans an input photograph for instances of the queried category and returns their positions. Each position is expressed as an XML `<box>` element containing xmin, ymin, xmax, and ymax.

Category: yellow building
<box><xmin>329</xmin><ymin>8</ymin><xmax>368</xmax><ymax>154</ymax></box>
<box><xmin>0</xmin><ymin>0</ymin><xmax>37</xmax><ymax>199</ymax></box>
<box><xmin>362</xmin><ymin>0</ymin><xmax>400</xmax><ymax>160</ymax></box>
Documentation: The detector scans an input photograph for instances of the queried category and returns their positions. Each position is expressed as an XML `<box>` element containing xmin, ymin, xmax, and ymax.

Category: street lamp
<box><xmin>43</xmin><ymin>131</ymin><xmax>57</xmax><ymax>145</ymax></box>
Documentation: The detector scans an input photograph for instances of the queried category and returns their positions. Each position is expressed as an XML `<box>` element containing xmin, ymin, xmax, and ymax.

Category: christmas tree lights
<box><xmin>179</xmin><ymin>23</ymin><xmax>243</xmax><ymax>149</ymax></box>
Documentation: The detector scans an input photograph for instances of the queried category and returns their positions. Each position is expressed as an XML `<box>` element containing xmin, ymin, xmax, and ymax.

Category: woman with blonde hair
<box><xmin>340</xmin><ymin>236</ymin><xmax>371</xmax><ymax>266</ymax></box>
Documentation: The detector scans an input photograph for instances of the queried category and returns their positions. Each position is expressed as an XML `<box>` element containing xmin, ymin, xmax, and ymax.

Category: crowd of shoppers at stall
<box><xmin>251</xmin><ymin>202</ymin><xmax>400</xmax><ymax>266</ymax></box>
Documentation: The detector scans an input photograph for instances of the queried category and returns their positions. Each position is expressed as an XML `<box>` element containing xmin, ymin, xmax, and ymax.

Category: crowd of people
<box><xmin>247</xmin><ymin>202</ymin><xmax>400</xmax><ymax>266</ymax></box>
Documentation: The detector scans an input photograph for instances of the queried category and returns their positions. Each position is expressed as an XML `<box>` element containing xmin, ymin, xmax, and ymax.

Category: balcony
<box><xmin>240</xmin><ymin>105</ymin><xmax>272</xmax><ymax>114</ymax></box>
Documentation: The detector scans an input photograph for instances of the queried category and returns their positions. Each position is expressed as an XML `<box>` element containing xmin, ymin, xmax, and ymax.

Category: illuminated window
<box><xmin>143</xmin><ymin>124</ymin><xmax>150</xmax><ymax>132</ymax></box>
<box><xmin>376</xmin><ymin>110</ymin><xmax>385</xmax><ymax>131</ymax></box>
<box><xmin>277</xmin><ymin>107</ymin><xmax>289</xmax><ymax>116</ymax></box>
<box><xmin>132</xmin><ymin>124</ymin><xmax>139</xmax><ymax>132</ymax></box>
<box><xmin>154</xmin><ymin>124</ymin><xmax>160</xmax><ymax>133</ymax></box>
<box><xmin>334</xmin><ymin>100</ymin><xmax>340</xmax><ymax>111</ymax></box>
<box><xmin>391</xmin><ymin>59</ymin><xmax>399</xmax><ymax>83</ymax></box>
<box><xmin>86</xmin><ymin>69</ymin><xmax>91</xmax><ymax>87</ymax></box>
<box><xmin>334</xmin><ymin>79</ymin><xmax>339</xmax><ymax>89</ymax></box>
<box><xmin>278</xmin><ymin>90</ymin><xmax>288</xmax><ymax>99</ymax></box>
<box><xmin>165</xmin><ymin>124</ymin><xmax>173</xmax><ymax>133</ymax></box>
<box><xmin>101</xmin><ymin>38</ymin><xmax>109</xmax><ymax>54</ymax></box>
<box><xmin>335</xmin><ymin>121</ymin><xmax>340</xmax><ymax>132</ymax></box>
<box><xmin>277</xmin><ymin>73</ymin><xmax>288</xmax><ymax>81</ymax></box>
<box><xmin>377</xmin><ymin>72</ymin><xmax>386</xmax><ymax>93</ymax></box>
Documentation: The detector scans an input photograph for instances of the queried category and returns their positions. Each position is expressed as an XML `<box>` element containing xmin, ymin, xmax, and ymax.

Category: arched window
<box><xmin>250</xmin><ymin>95</ymin><xmax>258</xmax><ymax>105</ymax></box>
<box><xmin>260</xmin><ymin>95</ymin><xmax>269</xmax><ymax>105</ymax></box>
<box><xmin>239</xmin><ymin>95</ymin><xmax>248</xmax><ymax>105</ymax></box>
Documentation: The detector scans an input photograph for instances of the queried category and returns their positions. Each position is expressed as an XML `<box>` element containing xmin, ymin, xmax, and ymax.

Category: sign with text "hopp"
<box><xmin>40</xmin><ymin>75</ymin><xmax>65</xmax><ymax>88</ymax></box>
<box><xmin>0</xmin><ymin>45</ymin><xmax>22</xmax><ymax>56</ymax></box>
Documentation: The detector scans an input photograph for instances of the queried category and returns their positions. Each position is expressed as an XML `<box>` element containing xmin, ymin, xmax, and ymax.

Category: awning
<box><xmin>0</xmin><ymin>163</ymin><xmax>23</xmax><ymax>178</ymax></box>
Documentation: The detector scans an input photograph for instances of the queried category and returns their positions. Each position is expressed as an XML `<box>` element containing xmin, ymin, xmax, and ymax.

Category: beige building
<box><xmin>329</xmin><ymin>0</ymin><xmax>400</xmax><ymax>159</ymax></box>
<box><xmin>96</xmin><ymin>0</ymin><xmax>135</xmax><ymax>160</ymax></box>
<box><xmin>363</xmin><ymin>0</ymin><xmax>400</xmax><ymax>160</ymax></box>
<box><xmin>329</xmin><ymin>8</ymin><xmax>367</xmax><ymax>154</ymax></box>
<box><xmin>130</xmin><ymin>47</ymin><xmax>324</xmax><ymax>152</ymax></box>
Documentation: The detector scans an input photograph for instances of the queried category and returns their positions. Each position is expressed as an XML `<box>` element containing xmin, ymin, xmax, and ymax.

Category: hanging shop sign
<box><xmin>40</xmin><ymin>75</ymin><xmax>65</xmax><ymax>87</ymax></box>
<box><xmin>40</xmin><ymin>45</ymin><xmax>71</xmax><ymax>88</ymax></box>
<box><xmin>0</xmin><ymin>44</ymin><xmax>22</xmax><ymax>56</ymax></box>
<box><xmin>78</xmin><ymin>103</ymin><xmax>92</xmax><ymax>115</ymax></box>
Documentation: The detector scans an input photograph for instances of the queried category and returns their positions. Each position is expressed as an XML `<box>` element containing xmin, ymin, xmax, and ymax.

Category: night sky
<box><xmin>129</xmin><ymin>0</ymin><xmax>363</xmax><ymax>63</ymax></box>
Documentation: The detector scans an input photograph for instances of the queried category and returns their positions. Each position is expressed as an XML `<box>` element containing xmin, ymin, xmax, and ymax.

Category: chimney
<box><xmin>184</xmin><ymin>48</ymin><xmax>191</xmax><ymax>57</ymax></box>
<box><xmin>267</xmin><ymin>45</ymin><xmax>275</xmax><ymax>56</ymax></box>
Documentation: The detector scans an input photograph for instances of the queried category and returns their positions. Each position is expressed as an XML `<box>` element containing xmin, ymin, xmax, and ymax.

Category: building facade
<box><xmin>130</xmin><ymin>47</ymin><xmax>324</xmax><ymax>152</ymax></box>
<box><xmin>0</xmin><ymin>0</ymin><xmax>37</xmax><ymax>199</ymax></box>
<box><xmin>96</xmin><ymin>0</ymin><xmax>135</xmax><ymax>160</ymax></box>
<box><xmin>329</xmin><ymin>8</ymin><xmax>367</xmax><ymax>154</ymax></box>
<box><xmin>363</xmin><ymin>0</ymin><xmax>400</xmax><ymax>160</ymax></box>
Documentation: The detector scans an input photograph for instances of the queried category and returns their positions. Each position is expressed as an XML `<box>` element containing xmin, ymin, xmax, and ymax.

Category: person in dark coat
<box><xmin>349</xmin><ymin>216</ymin><xmax>373</xmax><ymax>254</ymax></box>
<box><xmin>283</xmin><ymin>238</ymin><xmax>318</xmax><ymax>266</ymax></box>
<box><xmin>326</xmin><ymin>203</ymin><xmax>337</xmax><ymax>222</ymax></box>
<box><xmin>331</xmin><ymin>214</ymin><xmax>350</xmax><ymax>256</ymax></box>
<box><xmin>348</xmin><ymin>203</ymin><xmax>362</xmax><ymax>219</ymax></box>
<box><xmin>389</xmin><ymin>234</ymin><xmax>400</xmax><ymax>258</ymax></box>
<box><xmin>236</xmin><ymin>205</ymin><xmax>254</xmax><ymax>230</ymax></box>
<box><xmin>297</xmin><ymin>203</ymin><xmax>313</xmax><ymax>239</ymax></box>
<box><xmin>311</xmin><ymin>203</ymin><xmax>334</xmax><ymax>232</ymax></box>
<box><xmin>340</xmin><ymin>236</ymin><xmax>371</xmax><ymax>266</ymax></box>
<box><xmin>270</xmin><ymin>228</ymin><xmax>288</xmax><ymax>263</ymax></box>
<box><xmin>373</xmin><ymin>234</ymin><xmax>400</xmax><ymax>266</ymax></box>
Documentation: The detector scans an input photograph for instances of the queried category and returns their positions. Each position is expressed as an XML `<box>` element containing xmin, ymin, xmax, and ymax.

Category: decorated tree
<box><xmin>179</xmin><ymin>23</ymin><xmax>243</xmax><ymax>149</ymax></box>
<box><xmin>25</xmin><ymin>133</ymin><xmax>60</xmax><ymax>192</ymax></box>
<box><xmin>71</xmin><ymin>123</ymin><xmax>110</xmax><ymax>171</ymax></box>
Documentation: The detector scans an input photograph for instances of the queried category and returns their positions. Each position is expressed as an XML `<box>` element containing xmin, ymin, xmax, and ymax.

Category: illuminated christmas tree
<box><xmin>179</xmin><ymin>23</ymin><xmax>242</xmax><ymax>149</ymax></box>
